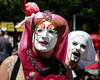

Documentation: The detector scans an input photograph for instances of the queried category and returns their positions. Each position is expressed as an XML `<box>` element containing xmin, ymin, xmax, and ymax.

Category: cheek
<box><xmin>37</xmin><ymin>32</ymin><xmax>43</xmax><ymax>35</ymax></box>
<box><xmin>32</xmin><ymin>33</ymin><xmax>40</xmax><ymax>43</ymax></box>
<box><xmin>80</xmin><ymin>48</ymin><xmax>86</xmax><ymax>54</ymax></box>
<box><xmin>34</xmin><ymin>34</ymin><xmax>38</xmax><ymax>40</ymax></box>
<box><xmin>70</xmin><ymin>44</ymin><xmax>75</xmax><ymax>50</ymax></box>
<box><xmin>36</xmin><ymin>35</ymin><xmax>40</xmax><ymax>40</ymax></box>
<box><xmin>49</xmin><ymin>35</ymin><xmax>58</xmax><ymax>44</ymax></box>
<box><xmin>48</xmin><ymin>33</ymin><xmax>57</xmax><ymax>39</ymax></box>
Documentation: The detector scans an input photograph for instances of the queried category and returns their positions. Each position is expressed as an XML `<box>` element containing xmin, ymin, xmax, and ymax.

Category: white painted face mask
<box><xmin>67</xmin><ymin>31</ymin><xmax>96</xmax><ymax>69</ymax></box>
<box><xmin>68</xmin><ymin>36</ymin><xmax>89</xmax><ymax>63</ymax></box>
<box><xmin>32</xmin><ymin>21</ymin><xmax>58</xmax><ymax>52</ymax></box>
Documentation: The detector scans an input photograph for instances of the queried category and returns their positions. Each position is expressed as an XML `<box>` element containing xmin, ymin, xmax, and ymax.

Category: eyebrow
<box><xmin>47</xmin><ymin>24</ymin><xmax>55</xmax><ymax>30</ymax></box>
<box><xmin>38</xmin><ymin>24</ymin><xmax>45</xmax><ymax>29</ymax></box>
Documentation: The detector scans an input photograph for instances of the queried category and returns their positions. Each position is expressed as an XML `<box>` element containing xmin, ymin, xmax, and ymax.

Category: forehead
<box><xmin>71</xmin><ymin>36</ymin><xmax>88</xmax><ymax>45</ymax></box>
<box><xmin>43</xmin><ymin>21</ymin><xmax>51</xmax><ymax>26</ymax></box>
<box><xmin>37</xmin><ymin>21</ymin><xmax>54</xmax><ymax>29</ymax></box>
<box><xmin>34</xmin><ymin>18</ymin><xmax>65</xmax><ymax>38</ymax></box>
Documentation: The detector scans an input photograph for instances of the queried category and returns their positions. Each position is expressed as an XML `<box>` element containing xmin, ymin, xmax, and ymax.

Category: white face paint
<box><xmin>32</xmin><ymin>21</ymin><xmax>58</xmax><ymax>52</ymax></box>
<box><xmin>68</xmin><ymin>36</ymin><xmax>89</xmax><ymax>63</ymax></box>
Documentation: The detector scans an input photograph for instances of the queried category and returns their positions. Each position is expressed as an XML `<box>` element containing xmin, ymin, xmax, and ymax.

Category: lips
<box><xmin>72</xmin><ymin>51</ymin><xmax>80</xmax><ymax>57</ymax></box>
<box><xmin>71</xmin><ymin>51</ymin><xmax>80</xmax><ymax>63</ymax></box>
<box><xmin>39</xmin><ymin>41</ymin><xmax>48</xmax><ymax>46</ymax></box>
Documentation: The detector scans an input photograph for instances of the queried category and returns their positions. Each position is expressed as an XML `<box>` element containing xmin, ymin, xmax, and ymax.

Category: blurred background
<box><xmin>0</xmin><ymin>0</ymin><xmax>99</xmax><ymax>50</ymax></box>
<box><xmin>0</xmin><ymin>0</ymin><xmax>99</xmax><ymax>32</ymax></box>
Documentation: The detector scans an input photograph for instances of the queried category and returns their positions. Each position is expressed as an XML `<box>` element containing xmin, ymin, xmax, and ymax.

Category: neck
<box><xmin>32</xmin><ymin>47</ymin><xmax>54</xmax><ymax>59</ymax></box>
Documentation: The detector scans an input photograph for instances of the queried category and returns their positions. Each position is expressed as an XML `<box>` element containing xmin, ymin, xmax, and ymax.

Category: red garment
<box><xmin>19</xmin><ymin>49</ymin><xmax>69</xmax><ymax>80</ymax></box>
<box><xmin>90</xmin><ymin>34</ymin><xmax>99</xmax><ymax>53</ymax></box>
<box><xmin>85</xmin><ymin>62</ymin><xmax>98</xmax><ymax>69</ymax></box>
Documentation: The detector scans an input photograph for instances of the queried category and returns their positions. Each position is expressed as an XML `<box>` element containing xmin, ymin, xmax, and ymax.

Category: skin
<box><xmin>0</xmin><ymin>57</ymin><xmax>9</xmax><ymax>80</ymax></box>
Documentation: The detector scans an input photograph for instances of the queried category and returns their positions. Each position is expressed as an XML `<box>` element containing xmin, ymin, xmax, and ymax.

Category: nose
<box><xmin>76</xmin><ymin>45</ymin><xmax>81</xmax><ymax>50</ymax></box>
<box><xmin>43</xmin><ymin>30</ymin><xmax>47</xmax><ymax>37</ymax></box>
<box><xmin>42</xmin><ymin>30</ymin><xmax>49</xmax><ymax>41</ymax></box>
<box><xmin>42</xmin><ymin>37</ymin><xmax>49</xmax><ymax>41</ymax></box>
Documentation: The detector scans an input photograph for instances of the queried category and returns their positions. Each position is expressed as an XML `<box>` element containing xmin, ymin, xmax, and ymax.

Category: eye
<box><xmin>37</xmin><ymin>29</ymin><xmax>43</xmax><ymax>32</ymax></box>
<box><xmin>81</xmin><ymin>44</ymin><xmax>86</xmax><ymax>49</ymax></box>
<box><xmin>48</xmin><ymin>30</ymin><xmax>54</xmax><ymax>34</ymax></box>
<box><xmin>72</xmin><ymin>41</ymin><xmax>78</xmax><ymax>46</ymax></box>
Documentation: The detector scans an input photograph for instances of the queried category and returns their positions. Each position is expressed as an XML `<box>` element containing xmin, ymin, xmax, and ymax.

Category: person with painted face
<box><xmin>0</xmin><ymin>2</ymin><xmax>73</xmax><ymax>80</ymax></box>
<box><xmin>66</xmin><ymin>31</ymin><xmax>97</xmax><ymax>80</ymax></box>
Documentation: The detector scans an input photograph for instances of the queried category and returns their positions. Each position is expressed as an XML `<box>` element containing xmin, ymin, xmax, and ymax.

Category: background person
<box><xmin>0</xmin><ymin>30</ymin><xmax>12</xmax><ymax>65</ymax></box>
<box><xmin>66</xmin><ymin>30</ymin><xmax>97</xmax><ymax>80</ymax></box>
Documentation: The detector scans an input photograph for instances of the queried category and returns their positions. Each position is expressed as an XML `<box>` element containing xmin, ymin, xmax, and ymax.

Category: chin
<box><xmin>70</xmin><ymin>55</ymin><xmax>80</xmax><ymax>63</ymax></box>
<box><xmin>36</xmin><ymin>47</ymin><xmax>49</xmax><ymax>52</ymax></box>
<box><xmin>71</xmin><ymin>59</ymin><xmax>79</xmax><ymax>63</ymax></box>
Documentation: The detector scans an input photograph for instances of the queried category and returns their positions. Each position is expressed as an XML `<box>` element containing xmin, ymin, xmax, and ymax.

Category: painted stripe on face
<box><xmin>47</xmin><ymin>24</ymin><xmax>55</xmax><ymax>30</ymax></box>
<box><xmin>37</xmin><ymin>21</ymin><xmax>56</xmax><ymax>31</ymax></box>
<box><xmin>38</xmin><ymin>24</ymin><xmax>45</xmax><ymax>29</ymax></box>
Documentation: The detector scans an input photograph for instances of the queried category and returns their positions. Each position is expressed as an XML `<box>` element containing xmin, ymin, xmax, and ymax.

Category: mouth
<box><xmin>39</xmin><ymin>41</ymin><xmax>48</xmax><ymax>46</ymax></box>
<box><xmin>71</xmin><ymin>51</ymin><xmax>80</xmax><ymax>63</ymax></box>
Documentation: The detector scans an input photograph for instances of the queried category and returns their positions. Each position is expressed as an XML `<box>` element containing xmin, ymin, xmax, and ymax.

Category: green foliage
<box><xmin>0</xmin><ymin>0</ymin><xmax>24</xmax><ymax>23</ymax></box>
<box><xmin>82</xmin><ymin>24</ymin><xmax>88</xmax><ymax>31</ymax></box>
<box><xmin>0</xmin><ymin>0</ymin><xmax>99</xmax><ymax>33</ymax></box>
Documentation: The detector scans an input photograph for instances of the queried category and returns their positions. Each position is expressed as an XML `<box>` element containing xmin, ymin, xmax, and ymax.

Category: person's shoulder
<box><xmin>1</xmin><ymin>56</ymin><xmax>12</xmax><ymax>67</ymax></box>
<box><xmin>0</xmin><ymin>37</ymin><xmax>7</xmax><ymax>42</ymax></box>
<box><xmin>1</xmin><ymin>55</ymin><xmax>18</xmax><ymax>67</ymax></box>
<box><xmin>0</xmin><ymin>36</ymin><xmax>4</xmax><ymax>40</ymax></box>
<box><xmin>0</xmin><ymin>55</ymin><xmax>17</xmax><ymax>80</ymax></box>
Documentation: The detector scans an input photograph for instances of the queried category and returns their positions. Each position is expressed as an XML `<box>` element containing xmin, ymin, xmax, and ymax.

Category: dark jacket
<box><xmin>0</xmin><ymin>37</ymin><xmax>12</xmax><ymax>64</ymax></box>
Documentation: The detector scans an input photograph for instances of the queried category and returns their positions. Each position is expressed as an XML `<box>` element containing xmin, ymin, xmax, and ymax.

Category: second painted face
<box><xmin>32</xmin><ymin>21</ymin><xmax>58</xmax><ymax>52</ymax></box>
<box><xmin>68</xmin><ymin>36</ymin><xmax>89</xmax><ymax>63</ymax></box>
